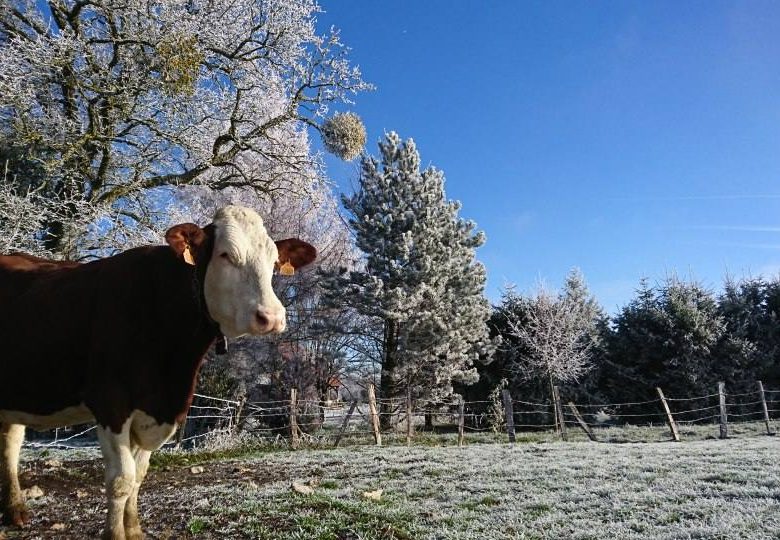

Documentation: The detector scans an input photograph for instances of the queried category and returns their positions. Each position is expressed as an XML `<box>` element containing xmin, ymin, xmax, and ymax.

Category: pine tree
<box><xmin>714</xmin><ymin>276</ymin><xmax>780</xmax><ymax>392</ymax></box>
<box><xmin>606</xmin><ymin>276</ymin><xmax>724</xmax><ymax>416</ymax></box>
<box><xmin>320</xmin><ymin>132</ymin><xmax>495</xmax><ymax>423</ymax></box>
<box><xmin>559</xmin><ymin>269</ymin><xmax>610</xmax><ymax>404</ymax></box>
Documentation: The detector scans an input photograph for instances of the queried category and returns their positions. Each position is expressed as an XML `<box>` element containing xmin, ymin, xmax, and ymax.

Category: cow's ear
<box><xmin>165</xmin><ymin>223</ymin><xmax>206</xmax><ymax>266</ymax></box>
<box><xmin>275</xmin><ymin>239</ymin><xmax>317</xmax><ymax>275</ymax></box>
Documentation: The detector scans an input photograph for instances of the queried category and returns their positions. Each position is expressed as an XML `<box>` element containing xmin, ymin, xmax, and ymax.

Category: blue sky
<box><xmin>318</xmin><ymin>1</ymin><xmax>780</xmax><ymax>312</ymax></box>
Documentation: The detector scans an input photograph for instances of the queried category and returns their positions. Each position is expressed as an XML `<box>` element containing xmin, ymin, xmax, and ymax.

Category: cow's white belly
<box><xmin>0</xmin><ymin>404</ymin><xmax>94</xmax><ymax>431</ymax></box>
<box><xmin>0</xmin><ymin>407</ymin><xmax>176</xmax><ymax>450</ymax></box>
<box><xmin>129</xmin><ymin>410</ymin><xmax>177</xmax><ymax>451</ymax></box>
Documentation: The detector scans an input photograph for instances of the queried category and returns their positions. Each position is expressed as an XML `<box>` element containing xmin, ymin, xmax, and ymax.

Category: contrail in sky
<box><xmin>609</xmin><ymin>195</ymin><xmax>780</xmax><ymax>202</ymax></box>
<box><xmin>669</xmin><ymin>195</ymin><xmax>780</xmax><ymax>200</ymax></box>
<box><xmin>686</xmin><ymin>226</ymin><xmax>780</xmax><ymax>232</ymax></box>
<box><xmin>687</xmin><ymin>241</ymin><xmax>780</xmax><ymax>250</ymax></box>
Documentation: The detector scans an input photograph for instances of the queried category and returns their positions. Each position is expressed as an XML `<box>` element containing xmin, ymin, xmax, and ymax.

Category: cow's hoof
<box><xmin>1</xmin><ymin>504</ymin><xmax>30</xmax><ymax>526</ymax></box>
<box><xmin>101</xmin><ymin>529</ymin><xmax>126</xmax><ymax>540</ymax></box>
<box><xmin>125</xmin><ymin>525</ymin><xmax>144</xmax><ymax>540</ymax></box>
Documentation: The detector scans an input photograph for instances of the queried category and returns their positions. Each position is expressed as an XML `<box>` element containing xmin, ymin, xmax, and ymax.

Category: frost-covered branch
<box><xmin>504</xmin><ymin>282</ymin><xmax>595</xmax><ymax>386</ymax></box>
<box><xmin>0</xmin><ymin>0</ymin><xmax>370</xmax><ymax>255</ymax></box>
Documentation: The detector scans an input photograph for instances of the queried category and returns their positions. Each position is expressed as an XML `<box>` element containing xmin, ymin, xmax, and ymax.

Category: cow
<box><xmin>0</xmin><ymin>205</ymin><xmax>316</xmax><ymax>539</ymax></box>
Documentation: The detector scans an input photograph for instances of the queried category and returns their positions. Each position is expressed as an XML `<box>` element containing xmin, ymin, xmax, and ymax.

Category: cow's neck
<box><xmin>160</xmin><ymin>260</ymin><xmax>222</xmax><ymax>427</ymax></box>
<box><xmin>191</xmin><ymin>223</ymin><xmax>227</xmax><ymax>354</ymax></box>
<box><xmin>189</xmin><ymin>264</ymin><xmax>227</xmax><ymax>355</ymax></box>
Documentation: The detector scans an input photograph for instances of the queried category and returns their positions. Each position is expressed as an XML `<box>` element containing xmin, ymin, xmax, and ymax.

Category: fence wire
<box><xmin>20</xmin><ymin>382</ymin><xmax>780</xmax><ymax>451</ymax></box>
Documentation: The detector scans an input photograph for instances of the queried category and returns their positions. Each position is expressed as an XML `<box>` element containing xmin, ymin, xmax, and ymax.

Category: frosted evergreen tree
<box><xmin>562</xmin><ymin>268</ymin><xmax>609</xmax><ymax>354</ymax></box>
<box><xmin>606</xmin><ymin>276</ymin><xmax>724</xmax><ymax>415</ymax></box>
<box><xmin>321</xmin><ymin>132</ymin><xmax>495</xmax><ymax>421</ymax></box>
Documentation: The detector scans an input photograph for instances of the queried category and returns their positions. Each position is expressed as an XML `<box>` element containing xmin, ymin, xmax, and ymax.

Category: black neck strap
<box><xmin>215</xmin><ymin>332</ymin><xmax>228</xmax><ymax>355</ymax></box>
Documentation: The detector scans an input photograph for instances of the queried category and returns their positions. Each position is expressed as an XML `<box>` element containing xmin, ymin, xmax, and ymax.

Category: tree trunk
<box><xmin>319</xmin><ymin>396</ymin><xmax>326</xmax><ymax>426</ymax></box>
<box><xmin>314</xmin><ymin>347</ymin><xmax>331</xmax><ymax>428</ymax></box>
<box><xmin>379</xmin><ymin>319</ymin><xmax>398</xmax><ymax>430</ymax></box>
<box><xmin>548</xmin><ymin>371</ymin><xmax>559</xmax><ymax>433</ymax></box>
<box><xmin>42</xmin><ymin>186</ymin><xmax>80</xmax><ymax>258</ymax></box>
<box><xmin>43</xmin><ymin>219</ymin><xmax>66</xmax><ymax>254</ymax></box>
<box><xmin>424</xmin><ymin>411</ymin><xmax>434</xmax><ymax>431</ymax></box>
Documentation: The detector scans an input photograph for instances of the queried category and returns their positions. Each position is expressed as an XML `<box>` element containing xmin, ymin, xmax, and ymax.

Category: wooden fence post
<box><xmin>334</xmin><ymin>400</ymin><xmax>358</xmax><ymax>448</ymax></box>
<box><xmin>289</xmin><ymin>388</ymin><xmax>300</xmax><ymax>448</ymax></box>
<box><xmin>758</xmin><ymin>380</ymin><xmax>774</xmax><ymax>436</ymax></box>
<box><xmin>501</xmin><ymin>389</ymin><xmax>516</xmax><ymax>443</ymax></box>
<box><xmin>567</xmin><ymin>402</ymin><xmax>597</xmax><ymax>442</ymax></box>
<box><xmin>406</xmin><ymin>387</ymin><xmax>413</xmax><ymax>447</ymax></box>
<box><xmin>718</xmin><ymin>382</ymin><xmax>728</xmax><ymax>439</ymax></box>
<box><xmin>367</xmin><ymin>384</ymin><xmax>382</xmax><ymax>446</ymax></box>
<box><xmin>553</xmin><ymin>386</ymin><xmax>567</xmax><ymax>441</ymax></box>
<box><xmin>656</xmin><ymin>387</ymin><xmax>680</xmax><ymax>442</ymax></box>
<box><xmin>175</xmin><ymin>417</ymin><xmax>188</xmax><ymax>449</ymax></box>
<box><xmin>458</xmin><ymin>397</ymin><xmax>465</xmax><ymax>447</ymax></box>
<box><xmin>233</xmin><ymin>396</ymin><xmax>247</xmax><ymax>435</ymax></box>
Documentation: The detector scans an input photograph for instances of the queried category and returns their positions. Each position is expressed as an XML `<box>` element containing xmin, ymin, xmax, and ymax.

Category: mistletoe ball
<box><xmin>321</xmin><ymin>112</ymin><xmax>366</xmax><ymax>161</ymax></box>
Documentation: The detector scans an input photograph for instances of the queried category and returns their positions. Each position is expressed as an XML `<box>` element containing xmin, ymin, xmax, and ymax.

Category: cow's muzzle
<box><xmin>254</xmin><ymin>307</ymin><xmax>286</xmax><ymax>334</ymax></box>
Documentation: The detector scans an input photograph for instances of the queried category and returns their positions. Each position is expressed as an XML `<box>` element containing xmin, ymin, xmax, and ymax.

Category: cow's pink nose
<box><xmin>255</xmin><ymin>308</ymin><xmax>285</xmax><ymax>334</ymax></box>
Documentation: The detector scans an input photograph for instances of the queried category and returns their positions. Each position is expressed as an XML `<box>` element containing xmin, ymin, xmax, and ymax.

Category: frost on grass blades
<box><xmin>9</xmin><ymin>438</ymin><xmax>780</xmax><ymax>539</ymax></box>
<box><xmin>11</xmin><ymin>387</ymin><xmax>779</xmax><ymax>537</ymax></box>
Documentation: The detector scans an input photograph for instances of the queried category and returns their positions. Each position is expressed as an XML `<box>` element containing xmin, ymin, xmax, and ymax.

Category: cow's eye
<box><xmin>220</xmin><ymin>253</ymin><xmax>233</xmax><ymax>264</ymax></box>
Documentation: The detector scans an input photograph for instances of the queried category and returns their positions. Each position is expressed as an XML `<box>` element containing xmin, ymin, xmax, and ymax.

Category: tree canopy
<box><xmin>0</xmin><ymin>0</ymin><xmax>368</xmax><ymax>255</ymax></box>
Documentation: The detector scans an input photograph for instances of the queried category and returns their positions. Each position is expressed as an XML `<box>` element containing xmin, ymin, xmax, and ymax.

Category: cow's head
<box><xmin>165</xmin><ymin>205</ymin><xmax>316</xmax><ymax>338</ymax></box>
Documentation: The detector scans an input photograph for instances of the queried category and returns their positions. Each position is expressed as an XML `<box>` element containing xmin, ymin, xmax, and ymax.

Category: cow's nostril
<box><xmin>255</xmin><ymin>311</ymin><xmax>269</xmax><ymax>328</ymax></box>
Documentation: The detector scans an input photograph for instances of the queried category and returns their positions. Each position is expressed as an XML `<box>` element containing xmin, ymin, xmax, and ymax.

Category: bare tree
<box><xmin>503</xmin><ymin>281</ymin><xmax>595</xmax><ymax>431</ymax></box>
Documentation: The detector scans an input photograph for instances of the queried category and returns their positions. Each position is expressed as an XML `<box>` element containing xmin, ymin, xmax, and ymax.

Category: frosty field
<box><xmin>2</xmin><ymin>436</ymin><xmax>779</xmax><ymax>539</ymax></box>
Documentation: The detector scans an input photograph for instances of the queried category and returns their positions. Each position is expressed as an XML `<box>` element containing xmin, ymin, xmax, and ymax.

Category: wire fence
<box><xmin>21</xmin><ymin>381</ymin><xmax>780</xmax><ymax>451</ymax></box>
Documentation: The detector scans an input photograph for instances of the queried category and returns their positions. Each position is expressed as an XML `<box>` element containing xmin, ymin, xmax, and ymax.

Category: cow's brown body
<box><xmin>0</xmin><ymin>207</ymin><xmax>316</xmax><ymax>539</ymax></box>
<box><xmin>0</xmin><ymin>242</ymin><xmax>220</xmax><ymax>538</ymax></box>
<box><xmin>0</xmin><ymin>244</ymin><xmax>217</xmax><ymax>433</ymax></box>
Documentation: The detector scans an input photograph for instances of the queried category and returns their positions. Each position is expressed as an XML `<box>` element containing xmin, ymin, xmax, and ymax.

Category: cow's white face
<box><xmin>165</xmin><ymin>206</ymin><xmax>316</xmax><ymax>338</ymax></box>
<box><xmin>203</xmin><ymin>206</ymin><xmax>284</xmax><ymax>338</ymax></box>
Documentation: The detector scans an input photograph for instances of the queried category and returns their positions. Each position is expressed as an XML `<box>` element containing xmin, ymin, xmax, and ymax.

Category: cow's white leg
<box><xmin>123</xmin><ymin>446</ymin><xmax>151</xmax><ymax>540</ymax></box>
<box><xmin>0</xmin><ymin>423</ymin><xmax>27</xmax><ymax>526</ymax></box>
<box><xmin>98</xmin><ymin>422</ymin><xmax>135</xmax><ymax>540</ymax></box>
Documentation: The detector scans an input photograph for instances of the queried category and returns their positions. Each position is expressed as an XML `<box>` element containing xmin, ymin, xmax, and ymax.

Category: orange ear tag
<box><xmin>183</xmin><ymin>245</ymin><xmax>196</xmax><ymax>266</ymax></box>
<box><xmin>279</xmin><ymin>261</ymin><xmax>295</xmax><ymax>276</ymax></box>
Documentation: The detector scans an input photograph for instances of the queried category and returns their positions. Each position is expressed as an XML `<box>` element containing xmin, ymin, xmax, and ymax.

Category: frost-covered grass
<box><xmin>173</xmin><ymin>436</ymin><xmax>780</xmax><ymax>539</ymax></box>
<box><xmin>13</xmin><ymin>423</ymin><xmax>779</xmax><ymax>538</ymax></box>
<box><xmin>159</xmin><ymin>418</ymin><xmax>777</xmax><ymax>456</ymax></box>
<box><xmin>571</xmin><ymin>418</ymin><xmax>775</xmax><ymax>443</ymax></box>
<box><xmin>141</xmin><ymin>419</ymin><xmax>773</xmax><ymax>471</ymax></box>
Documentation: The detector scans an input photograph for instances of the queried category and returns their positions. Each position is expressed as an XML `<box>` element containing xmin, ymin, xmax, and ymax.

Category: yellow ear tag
<box><xmin>279</xmin><ymin>261</ymin><xmax>295</xmax><ymax>276</ymax></box>
<box><xmin>183</xmin><ymin>245</ymin><xmax>196</xmax><ymax>266</ymax></box>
